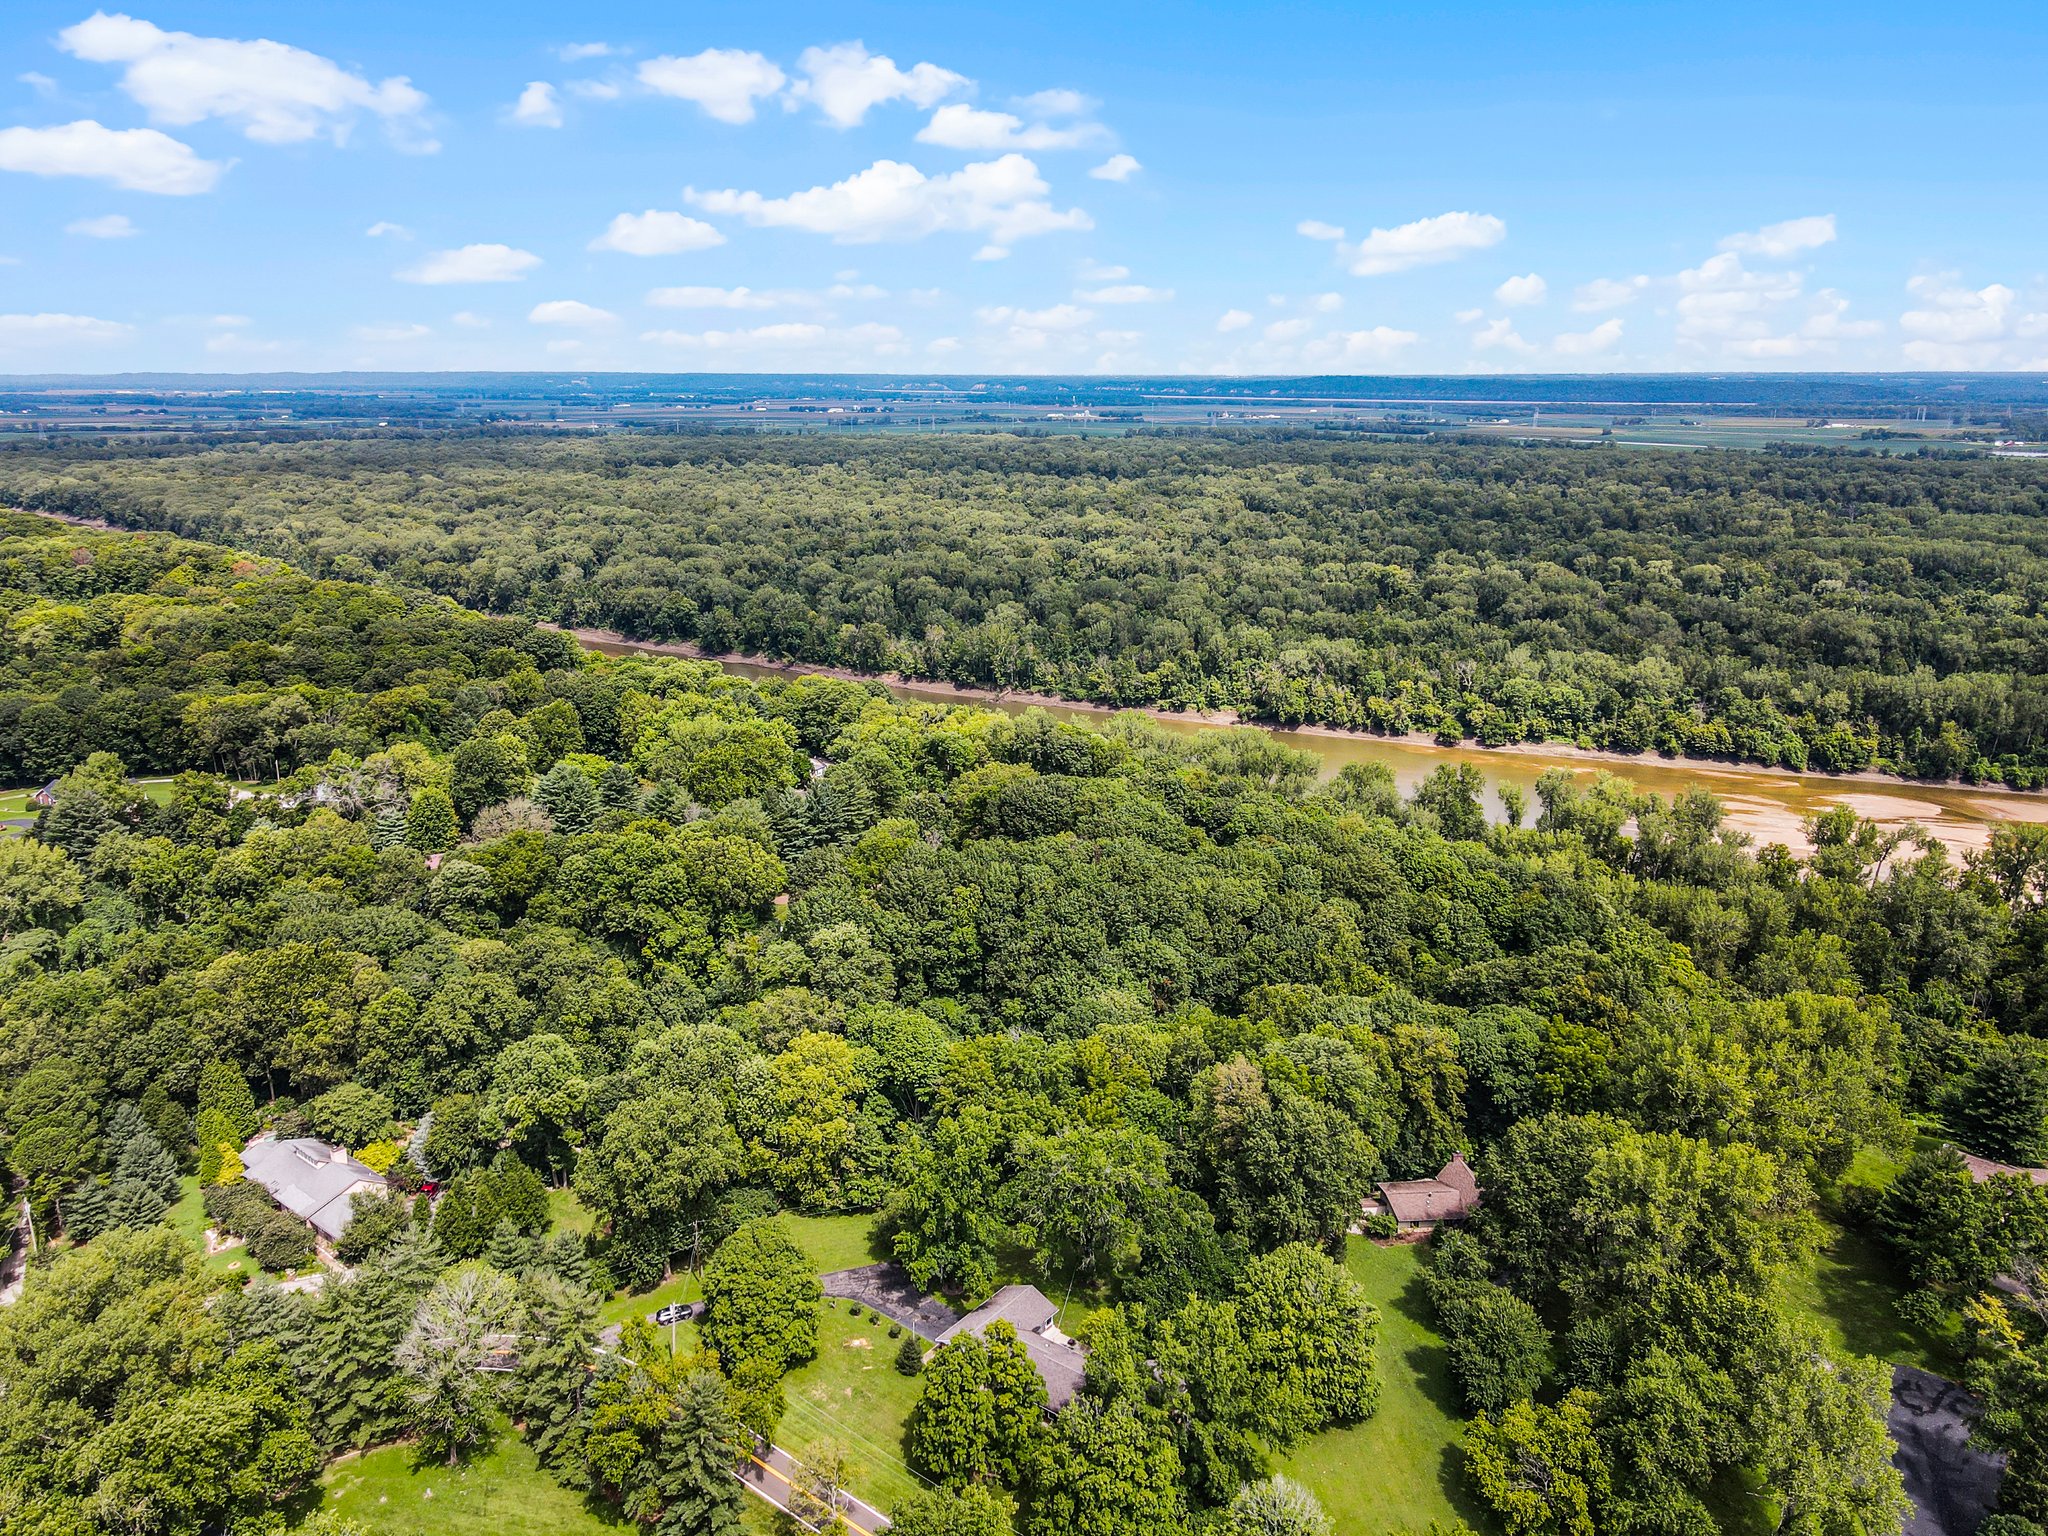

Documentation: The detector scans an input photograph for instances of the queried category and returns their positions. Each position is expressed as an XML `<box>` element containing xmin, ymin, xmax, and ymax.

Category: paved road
<box><xmin>737</xmin><ymin>1437</ymin><xmax>891</xmax><ymax>1534</ymax></box>
<box><xmin>0</xmin><ymin>1199</ymin><xmax>31</xmax><ymax>1306</ymax></box>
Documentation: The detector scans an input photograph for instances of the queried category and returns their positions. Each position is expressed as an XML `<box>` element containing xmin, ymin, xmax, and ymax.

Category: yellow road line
<box><xmin>738</xmin><ymin>1450</ymin><xmax>883</xmax><ymax>1536</ymax></box>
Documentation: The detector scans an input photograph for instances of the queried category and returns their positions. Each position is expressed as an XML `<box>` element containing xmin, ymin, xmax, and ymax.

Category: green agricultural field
<box><xmin>1280</xmin><ymin>1239</ymin><xmax>1497</xmax><ymax>1536</ymax></box>
<box><xmin>777</xmin><ymin>1303</ymin><xmax>933</xmax><ymax>1517</ymax></box>
<box><xmin>322</xmin><ymin>1425</ymin><xmax>622</xmax><ymax>1536</ymax></box>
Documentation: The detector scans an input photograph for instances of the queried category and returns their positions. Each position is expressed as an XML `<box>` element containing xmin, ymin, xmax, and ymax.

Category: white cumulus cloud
<box><xmin>556</xmin><ymin>43</ymin><xmax>613</xmax><ymax>62</ymax></box>
<box><xmin>1216</xmin><ymin>309</ymin><xmax>1253</xmax><ymax>333</ymax></box>
<box><xmin>688</xmin><ymin>155</ymin><xmax>1090</xmax><ymax>256</ymax></box>
<box><xmin>639</xmin><ymin>320</ymin><xmax>908</xmax><ymax>358</ymax></box>
<box><xmin>530</xmin><ymin>299</ymin><xmax>615</xmax><ymax>326</ymax></box>
<box><xmin>66</xmin><ymin>213</ymin><xmax>137</xmax><ymax>238</ymax></box>
<box><xmin>0</xmin><ymin>312</ymin><xmax>133</xmax><ymax>346</ymax></box>
<box><xmin>508</xmin><ymin>82</ymin><xmax>562</xmax><ymax>128</ymax></box>
<box><xmin>977</xmin><ymin>303</ymin><xmax>1094</xmax><ymax>331</ymax></box>
<box><xmin>1299</xmin><ymin>326</ymin><xmax>1420</xmax><ymax>364</ymax></box>
<box><xmin>398</xmin><ymin>243</ymin><xmax>541</xmax><ymax>284</ymax></box>
<box><xmin>1088</xmin><ymin>153</ymin><xmax>1140</xmax><ymax>182</ymax></box>
<box><xmin>647</xmin><ymin>286</ymin><xmax>789</xmax><ymax>310</ymax></box>
<box><xmin>1899</xmin><ymin>275</ymin><xmax>2020</xmax><ymax>366</ymax></box>
<box><xmin>1296</xmin><ymin>220</ymin><xmax>1345</xmax><ymax>241</ymax></box>
<box><xmin>1078</xmin><ymin>284</ymin><xmax>1172</xmax><ymax>303</ymax></box>
<box><xmin>790</xmin><ymin>42</ymin><xmax>966</xmax><ymax>128</ymax></box>
<box><xmin>1472</xmin><ymin>316</ymin><xmax>1534</xmax><ymax>353</ymax></box>
<box><xmin>1494</xmin><ymin>273</ymin><xmax>1546</xmax><ymax>306</ymax></box>
<box><xmin>636</xmin><ymin>48</ymin><xmax>786</xmax><ymax>124</ymax></box>
<box><xmin>917</xmin><ymin>103</ymin><xmax>1106</xmax><ymax>151</ymax></box>
<box><xmin>1552</xmin><ymin>318</ymin><xmax>1624</xmax><ymax>356</ymax></box>
<box><xmin>1342</xmin><ymin>211</ymin><xmax>1506</xmax><ymax>277</ymax></box>
<box><xmin>1720</xmin><ymin>214</ymin><xmax>1836</xmax><ymax>259</ymax></box>
<box><xmin>0</xmin><ymin>119</ymin><xmax>225</xmax><ymax>194</ymax></box>
<box><xmin>365</xmin><ymin>220</ymin><xmax>410</xmax><ymax>238</ymax></box>
<box><xmin>589</xmin><ymin>210</ymin><xmax>726</xmax><ymax>256</ymax></box>
<box><xmin>1573</xmin><ymin>275</ymin><xmax>1648</xmax><ymax>312</ymax></box>
<box><xmin>58</xmin><ymin>11</ymin><xmax>434</xmax><ymax>150</ymax></box>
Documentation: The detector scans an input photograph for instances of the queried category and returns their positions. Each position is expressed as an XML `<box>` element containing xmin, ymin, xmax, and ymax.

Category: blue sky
<box><xmin>1</xmin><ymin>1</ymin><xmax>2044</xmax><ymax>375</ymax></box>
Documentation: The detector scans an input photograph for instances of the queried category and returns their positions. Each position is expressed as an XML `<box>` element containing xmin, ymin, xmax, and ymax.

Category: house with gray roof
<box><xmin>933</xmin><ymin>1283</ymin><xmax>1087</xmax><ymax>1410</ymax></box>
<box><xmin>241</xmin><ymin>1136</ymin><xmax>389</xmax><ymax>1244</ymax></box>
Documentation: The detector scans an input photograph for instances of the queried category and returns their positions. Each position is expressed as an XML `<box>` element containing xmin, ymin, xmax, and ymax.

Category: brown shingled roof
<box><xmin>1376</xmin><ymin>1153</ymin><xmax>1482</xmax><ymax>1226</ymax></box>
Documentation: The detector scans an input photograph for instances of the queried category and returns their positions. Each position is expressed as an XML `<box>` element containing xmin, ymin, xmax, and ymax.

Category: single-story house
<box><xmin>30</xmin><ymin>780</ymin><xmax>60</xmax><ymax>808</ymax></box>
<box><xmin>1960</xmin><ymin>1149</ymin><xmax>2048</xmax><ymax>1186</ymax></box>
<box><xmin>1359</xmin><ymin>1152</ymin><xmax>1482</xmax><ymax>1232</ymax></box>
<box><xmin>241</xmin><ymin>1136</ymin><xmax>389</xmax><ymax>1244</ymax></box>
<box><xmin>933</xmin><ymin>1284</ymin><xmax>1087</xmax><ymax>1410</ymax></box>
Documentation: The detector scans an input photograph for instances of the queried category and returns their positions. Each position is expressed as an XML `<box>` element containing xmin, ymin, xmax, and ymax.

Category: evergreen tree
<box><xmin>369</xmin><ymin>799</ymin><xmax>410</xmax><ymax>851</ymax></box>
<box><xmin>335</xmin><ymin>1190</ymin><xmax>411</xmax><ymax>1265</ymax></box>
<box><xmin>303</xmin><ymin>1228</ymin><xmax>447</xmax><ymax>1449</ymax></box>
<box><xmin>487</xmin><ymin>1217</ymin><xmax>535</xmax><ymax>1274</ymax></box>
<box><xmin>197</xmin><ymin>1061</ymin><xmax>259</xmax><ymax>1142</ymax></box>
<box><xmin>406</xmin><ymin>787</ymin><xmax>460</xmax><ymax>852</ymax></box>
<box><xmin>654</xmin><ymin>1369</ymin><xmax>746</xmax><ymax>1536</ymax></box>
<box><xmin>137</xmin><ymin>1081</ymin><xmax>192</xmax><ymax>1170</ymax></box>
<box><xmin>65</xmin><ymin>1175</ymin><xmax>110</xmax><ymax>1241</ymax></box>
<box><xmin>597</xmin><ymin>762</ymin><xmax>642</xmax><ymax>813</ymax></box>
<box><xmin>1951</xmin><ymin>1038</ymin><xmax>2048</xmax><ymax>1165</ymax></box>
<box><xmin>513</xmin><ymin>1270</ymin><xmax>601</xmax><ymax>1469</ymax></box>
<box><xmin>195</xmin><ymin>1106</ymin><xmax>240</xmax><ymax>1184</ymax></box>
<box><xmin>532</xmin><ymin>1229</ymin><xmax>596</xmax><ymax>1290</ymax></box>
<box><xmin>535</xmin><ymin>761</ymin><xmax>600</xmax><ymax>836</ymax></box>
<box><xmin>897</xmin><ymin>1330</ymin><xmax>926</xmax><ymax>1375</ymax></box>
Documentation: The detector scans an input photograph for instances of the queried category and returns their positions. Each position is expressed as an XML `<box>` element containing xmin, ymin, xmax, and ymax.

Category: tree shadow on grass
<box><xmin>1388</xmin><ymin>1266</ymin><xmax>1502</xmax><ymax>1534</ymax></box>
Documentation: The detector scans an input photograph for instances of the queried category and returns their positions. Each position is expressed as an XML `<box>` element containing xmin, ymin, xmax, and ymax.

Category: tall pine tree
<box><xmin>655</xmin><ymin>1369</ymin><xmax>746</xmax><ymax>1536</ymax></box>
<box><xmin>514</xmin><ymin>1270</ymin><xmax>601</xmax><ymax>1469</ymax></box>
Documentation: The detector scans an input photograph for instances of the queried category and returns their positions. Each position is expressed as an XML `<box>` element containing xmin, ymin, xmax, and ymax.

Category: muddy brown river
<box><xmin>575</xmin><ymin>635</ymin><xmax>2047</xmax><ymax>861</ymax></box>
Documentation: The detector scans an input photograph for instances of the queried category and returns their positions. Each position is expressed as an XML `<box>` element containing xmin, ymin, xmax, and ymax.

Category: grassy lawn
<box><xmin>322</xmin><ymin>1426</ymin><xmax>622</xmax><ymax>1536</ymax></box>
<box><xmin>166</xmin><ymin>1175</ymin><xmax>257</xmax><ymax>1283</ymax></box>
<box><xmin>547</xmin><ymin>1187</ymin><xmax>597</xmax><ymax>1238</ymax></box>
<box><xmin>1777</xmin><ymin>1141</ymin><xmax>1961</xmax><ymax>1377</ymax></box>
<box><xmin>778</xmin><ymin>1302</ymin><xmax>933</xmax><ymax>1518</ymax></box>
<box><xmin>1279</xmin><ymin>1238</ymin><xmax>1497</xmax><ymax>1536</ymax></box>
<box><xmin>594</xmin><ymin>1214</ymin><xmax>881</xmax><ymax>1332</ymax></box>
<box><xmin>783</xmin><ymin>1213</ymin><xmax>887</xmax><ymax>1275</ymax></box>
<box><xmin>597</xmin><ymin>1270</ymin><xmax>703</xmax><ymax>1331</ymax></box>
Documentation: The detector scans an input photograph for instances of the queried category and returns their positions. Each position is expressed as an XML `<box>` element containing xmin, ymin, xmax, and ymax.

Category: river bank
<box><xmin>547</xmin><ymin>620</ymin><xmax>2045</xmax><ymax>805</ymax></box>
<box><xmin>11</xmin><ymin>508</ymin><xmax>2039</xmax><ymax>857</ymax></box>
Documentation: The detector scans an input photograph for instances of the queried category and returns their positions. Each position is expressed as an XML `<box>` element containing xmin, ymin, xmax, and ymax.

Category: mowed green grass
<box><xmin>323</xmin><ymin>1425</ymin><xmax>623</xmax><ymax>1535</ymax></box>
<box><xmin>1778</xmin><ymin>1141</ymin><xmax>1961</xmax><ymax>1377</ymax></box>
<box><xmin>594</xmin><ymin>1213</ymin><xmax>883</xmax><ymax>1331</ymax></box>
<box><xmin>167</xmin><ymin>1175</ymin><xmax>258</xmax><ymax>1282</ymax></box>
<box><xmin>1280</xmin><ymin>1239</ymin><xmax>1497</xmax><ymax>1536</ymax></box>
<box><xmin>783</xmin><ymin>1213</ymin><xmax>887</xmax><ymax>1275</ymax></box>
<box><xmin>778</xmin><ymin>1303</ymin><xmax>933</xmax><ymax>1517</ymax></box>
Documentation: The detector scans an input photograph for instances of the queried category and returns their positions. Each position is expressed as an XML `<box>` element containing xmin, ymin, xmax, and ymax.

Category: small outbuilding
<box><xmin>1360</xmin><ymin>1152</ymin><xmax>1483</xmax><ymax>1232</ymax></box>
<box><xmin>933</xmin><ymin>1284</ymin><xmax>1087</xmax><ymax>1410</ymax></box>
<box><xmin>241</xmin><ymin>1136</ymin><xmax>389</xmax><ymax>1244</ymax></box>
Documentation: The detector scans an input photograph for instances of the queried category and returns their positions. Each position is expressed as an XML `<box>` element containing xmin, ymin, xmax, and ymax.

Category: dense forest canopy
<box><xmin>8</xmin><ymin>510</ymin><xmax>2048</xmax><ymax>1535</ymax></box>
<box><xmin>4</xmin><ymin>431</ymin><xmax>2047</xmax><ymax>785</ymax></box>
